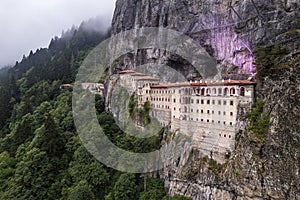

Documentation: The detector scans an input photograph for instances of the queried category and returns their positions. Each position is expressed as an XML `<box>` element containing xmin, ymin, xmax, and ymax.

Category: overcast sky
<box><xmin>0</xmin><ymin>0</ymin><xmax>116</xmax><ymax>68</ymax></box>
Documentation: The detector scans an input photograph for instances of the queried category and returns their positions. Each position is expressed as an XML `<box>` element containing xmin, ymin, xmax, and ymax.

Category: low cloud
<box><xmin>0</xmin><ymin>0</ymin><xmax>116</xmax><ymax>67</ymax></box>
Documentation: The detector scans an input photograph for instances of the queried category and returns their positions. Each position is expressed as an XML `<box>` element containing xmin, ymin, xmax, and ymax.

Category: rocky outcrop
<box><xmin>159</xmin><ymin>62</ymin><xmax>300</xmax><ymax>200</ymax></box>
<box><xmin>109</xmin><ymin>0</ymin><xmax>300</xmax><ymax>199</ymax></box>
<box><xmin>111</xmin><ymin>0</ymin><xmax>299</xmax><ymax>76</ymax></box>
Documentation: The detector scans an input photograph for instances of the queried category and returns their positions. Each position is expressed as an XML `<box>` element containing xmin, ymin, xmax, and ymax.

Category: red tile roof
<box><xmin>61</xmin><ymin>84</ymin><xmax>73</xmax><ymax>87</ymax></box>
<box><xmin>119</xmin><ymin>69</ymin><xmax>136</xmax><ymax>74</ymax></box>
<box><xmin>136</xmin><ymin>76</ymin><xmax>160</xmax><ymax>81</ymax></box>
<box><xmin>151</xmin><ymin>82</ymin><xmax>190</xmax><ymax>88</ymax></box>
<box><xmin>151</xmin><ymin>80</ymin><xmax>256</xmax><ymax>88</ymax></box>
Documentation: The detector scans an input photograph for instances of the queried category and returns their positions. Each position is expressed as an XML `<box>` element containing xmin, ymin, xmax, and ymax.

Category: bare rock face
<box><xmin>109</xmin><ymin>0</ymin><xmax>300</xmax><ymax>199</ymax></box>
<box><xmin>111</xmin><ymin>0</ymin><xmax>299</xmax><ymax>76</ymax></box>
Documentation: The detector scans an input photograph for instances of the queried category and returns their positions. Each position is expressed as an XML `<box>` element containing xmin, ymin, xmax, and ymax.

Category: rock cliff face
<box><xmin>112</xmin><ymin>0</ymin><xmax>298</xmax><ymax>76</ymax></box>
<box><xmin>109</xmin><ymin>0</ymin><xmax>300</xmax><ymax>199</ymax></box>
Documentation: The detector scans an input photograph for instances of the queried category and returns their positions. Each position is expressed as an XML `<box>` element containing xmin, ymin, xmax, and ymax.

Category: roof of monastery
<box><xmin>119</xmin><ymin>69</ymin><xmax>136</xmax><ymax>74</ymax></box>
<box><xmin>119</xmin><ymin>70</ymin><xmax>255</xmax><ymax>88</ymax></box>
<box><xmin>136</xmin><ymin>76</ymin><xmax>160</xmax><ymax>81</ymax></box>
<box><xmin>151</xmin><ymin>80</ymin><xmax>256</xmax><ymax>88</ymax></box>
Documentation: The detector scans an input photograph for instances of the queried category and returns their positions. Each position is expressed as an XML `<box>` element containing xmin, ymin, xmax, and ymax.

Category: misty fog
<box><xmin>0</xmin><ymin>0</ymin><xmax>116</xmax><ymax>68</ymax></box>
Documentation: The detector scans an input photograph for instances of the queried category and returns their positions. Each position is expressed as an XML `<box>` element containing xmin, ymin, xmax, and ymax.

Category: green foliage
<box><xmin>128</xmin><ymin>93</ymin><xmax>137</xmax><ymax>119</ymax></box>
<box><xmin>113</xmin><ymin>173</ymin><xmax>138</xmax><ymax>200</ymax></box>
<box><xmin>67</xmin><ymin>181</ymin><xmax>95</xmax><ymax>200</ymax></box>
<box><xmin>254</xmin><ymin>44</ymin><xmax>288</xmax><ymax>78</ymax></box>
<box><xmin>0</xmin><ymin>152</ymin><xmax>15</xmax><ymax>192</ymax></box>
<box><xmin>140</xmin><ymin>178</ymin><xmax>166</xmax><ymax>200</ymax></box>
<box><xmin>99</xmin><ymin>68</ymin><xmax>108</xmax><ymax>84</ymax></box>
<box><xmin>0</xmin><ymin>20</ymin><xmax>179</xmax><ymax>200</ymax></box>
<box><xmin>248</xmin><ymin>99</ymin><xmax>270</xmax><ymax>139</ymax></box>
<box><xmin>142</xmin><ymin>101</ymin><xmax>151</xmax><ymax>125</ymax></box>
<box><xmin>6</xmin><ymin>148</ymin><xmax>56</xmax><ymax>199</ymax></box>
<box><xmin>162</xmin><ymin>195</ymin><xmax>192</xmax><ymax>200</ymax></box>
<box><xmin>208</xmin><ymin>159</ymin><xmax>223</xmax><ymax>174</ymax></box>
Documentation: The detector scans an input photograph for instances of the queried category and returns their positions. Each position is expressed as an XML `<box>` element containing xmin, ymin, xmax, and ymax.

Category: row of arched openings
<box><xmin>194</xmin><ymin>87</ymin><xmax>245</xmax><ymax>96</ymax></box>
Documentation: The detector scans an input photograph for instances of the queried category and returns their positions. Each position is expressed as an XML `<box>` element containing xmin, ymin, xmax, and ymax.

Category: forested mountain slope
<box><xmin>0</xmin><ymin>18</ymin><xmax>189</xmax><ymax>199</ymax></box>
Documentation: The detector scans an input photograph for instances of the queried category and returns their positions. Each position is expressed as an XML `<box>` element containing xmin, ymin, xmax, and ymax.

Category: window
<box><xmin>206</xmin><ymin>88</ymin><xmax>211</xmax><ymax>96</ymax></box>
<box><xmin>197</xmin><ymin>109</ymin><xmax>199</xmax><ymax>113</ymax></box>
<box><xmin>223</xmin><ymin>111</ymin><xmax>226</xmax><ymax>115</ymax></box>
<box><xmin>224</xmin><ymin>134</ymin><xmax>226</xmax><ymax>138</ymax></box>
<box><xmin>223</xmin><ymin>100</ymin><xmax>227</xmax><ymax>105</ymax></box>
<box><xmin>201</xmin><ymin>100</ymin><xmax>204</xmax><ymax>104</ymax></box>
<box><xmin>212</xmin><ymin>100</ymin><xmax>215</xmax><ymax>105</ymax></box>
<box><xmin>184</xmin><ymin>106</ymin><xmax>188</xmax><ymax>113</ymax></box>
<box><xmin>230</xmin><ymin>88</ymin><xmax>235</xmax><ymax>96</ymax></box>
<box><xmin>197</xmin><ymin>99</ymin><xmax>200</xmax><ymax>104</ymax></box>
<box><xmin>230</xmin><ymin>122</ymin><xmax>233</xmax><ymax>126</ymax></box>
<box><xmin>207</xmin><ymin>110</ymin><xmax>210</xmax><ymax>114</ymax></box>
<box><xmin>240</xmin><ymin>87</ymin><xmax>245</xmax><ymax>96</ymax></box>
<box><xmin>230</xmin><ymin>100</ymin><xmax>234</xmax><ymax>106</ymax></box>
<box><xmin>212</xmin><ymin>110</ymin><xmax>214</xmax><ymax>114</ymax></box>
<box><xmin>212</xmin><ymin>88</ymin><xmax>217</xmax><ymax>95</ymax></box>
<box><xmin>201</xmin><ymin>119</ymin><xmax>204</xmax><ymax>122</ymax></box>
<box><xmin>229</xmin><ymin>135</ymin><xmax>232</xmax><ymax>138</ymax></box>
<box><xmin>230</xmin><ymin>112</ymin><xmax>233</xmax><ymax>116</ymax></box>
<box><xmin>174</xmin><ymin>107</ymin><xmax>176</xmax><ymax>111</ymax></box>
<box><xmin>191</xmin><ymin>118</ymin><xmax>193</xmax><ymax>121</ymax></box>
<box><xmin>196</xmin><ymin>118</ymin><xmax>199</xmax><ymax>121</ymax></box>
<box><xmin>218</xmin><ymin>100</ymin><xmax>221</xmax><ymax>105</ymax></box>
<box><xmin>191</xmin><ymin>109</ymin><xmax>193</xmax><ymax>112</ymax></box>
<box><xmin>223</xmin><ymin>121</ymin><xmax>226</xmax><ymax>125</ymax></box>
<box><xmin>207</xmin><ymin>119</ymin><xmax>210</xmax><ymax>122</ymax></box>
<box><xmin>218</xmin><ymin>121</ymin><xmax>220</xmax><ymax>124</ymax></box>
<box><xmin>212</xmin><ymin>120</ymin><xmax>214</xmax><ymax>123</ymax></box>
<box><xmin>218</xmin><ymin>111</ymin><xmax>221</xmax><ymax>115</ymax></box>
<box><xmin>173</xmin><ymin>99</ymin><xmax>176</xmax><ymax>103</ymax></box>
<box><xmin>201</xmin><ymin>110</ymin><xmax>204</xmax><ymax>114</ymax></box>
<box><xmin>201</xmin><ymin>88</ymin><xmax>205</xmax><ymax>96</ymax></box>
<box><xmin>218</xmin><ymin>88</ymin><xmax>222</xmax><ymax>96</ymax></box>
<box><xmin>224</xmin><ymin>88</ymin><xmax>229</xmax><ymax>96</ymax></box>
<box><xmin>191</xmin><ymin>99</ymin><xmax>194</xmax><ymax>104</ymax></box>
<box><xmin>207</xmin><ymin>100</ymin><xmax>210</xmax><ymax>104</ymax></box>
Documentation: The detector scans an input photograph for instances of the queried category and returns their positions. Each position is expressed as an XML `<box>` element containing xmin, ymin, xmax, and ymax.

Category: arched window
<box><xmin>201</xmin><ymin>88</ymin><xmax>205</xmax><ymax>96</ymax></box>
<box><xmin>224</xmin><ymin>88</ymin><xmax>229</xmax><ymax>96</ymax></box>
<box><xmin>230</xmin><ymin>88</ymin><xmax>235</xmax><ymax>96</ymax></box>
<box><xmin>206</xmin><ymin>88</ymin><xmax>211</xmax><ymax>96</ymax></box>
<box><xmin>218</xmin><ymin>88</ymin><xmax>222</xmax><ymax>96</ymax></box>
<box><xmin>212</xmin><ymin>88</ymin><xmax>217</xmax><ymax>95</ymax></box>
<box><xmin>185</xmin><ymin>88</ymin><xmax>189</xmax><ymax>95</ymax></box>
<box><xmin>240</xmin><ymin>87</ymin><xmax>245</xmax><ymax>96</ymax></box>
